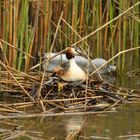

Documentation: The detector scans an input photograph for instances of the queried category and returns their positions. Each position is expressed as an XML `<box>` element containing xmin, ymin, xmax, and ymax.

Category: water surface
<box><xmin>0</xmin><ymin>103</ymin><xmax>140</xmax><ymax>140</ymax></box>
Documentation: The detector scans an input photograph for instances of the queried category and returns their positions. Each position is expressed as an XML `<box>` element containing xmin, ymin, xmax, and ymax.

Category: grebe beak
<box><xmin>76</xmin><ymin>50</ymin><xmax>87</xmax><ymax>58</ymax></box>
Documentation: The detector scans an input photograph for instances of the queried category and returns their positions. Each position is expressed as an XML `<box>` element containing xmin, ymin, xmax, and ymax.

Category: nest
<box><xmin>0</xmin><ymin>70</ymin><xmax>140</xmax><ymax>117</ymax></box>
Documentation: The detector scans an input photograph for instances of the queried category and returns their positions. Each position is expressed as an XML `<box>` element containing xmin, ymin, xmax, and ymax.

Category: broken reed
<box><xmin>0</xmin><ymin>0</ymin><xmax>139</xmax><ymax>73</ymax></box>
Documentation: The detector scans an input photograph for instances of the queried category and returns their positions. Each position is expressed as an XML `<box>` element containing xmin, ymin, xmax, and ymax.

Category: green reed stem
<box><xmin>109</xmin><ymin>0</ymin><xmax>115</xmax><ymax>63</ymax></box>
<box><xmin>122</xmin><ymin>1</ymin><xmax>127</xmax><ymax>72</ymax></box>
<box><xmin>94</xmin><ymin>1</ymin><xmax>100</xmax><ymax>57</ymax></box>
<box><xmin>133</xmin><ymin>0</ymin><xmax>139</xmax><ymax>67</ymax></box>
<box><xmin>18</xmin><ymin>0</ymin><xmax>29</xmax><ymax>70</ymax></box>
<box><xmin>117</xmin><ymin>0</ymin><xmax>123</xmax><ymax>73</ymax></box>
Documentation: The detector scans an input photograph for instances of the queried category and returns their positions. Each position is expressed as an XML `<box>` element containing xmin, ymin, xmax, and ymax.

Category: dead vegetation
<box><xmin>0</xmin><ymin>68</ymin><xmax>140</xmax><ymax>118</ymax></box>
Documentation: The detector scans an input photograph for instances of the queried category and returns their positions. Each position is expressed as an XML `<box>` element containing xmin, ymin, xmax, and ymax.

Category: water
<box><xmin>0</xmin><ymin>74</ymin><xmax>140</xmax><ymax>140</ymax></box>
<box><xmin>0</xmin><ymin>103</ymin><xmax>140</xmax><ymax>140</ymax></box>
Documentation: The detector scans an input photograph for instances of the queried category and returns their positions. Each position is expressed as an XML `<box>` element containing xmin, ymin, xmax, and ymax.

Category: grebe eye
<box><xmin>75</xmin><ymin>48</ymin><xmax>79</xmax><ymax>52</ymax></box>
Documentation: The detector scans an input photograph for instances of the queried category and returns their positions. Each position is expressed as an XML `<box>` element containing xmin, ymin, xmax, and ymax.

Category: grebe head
<box><xmin>66</xmin><ymin>47</ymin><xmax>85</xmax><ymax>60</ymax></box>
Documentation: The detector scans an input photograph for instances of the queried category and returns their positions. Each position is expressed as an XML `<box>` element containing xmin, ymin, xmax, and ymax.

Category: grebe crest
<box><xmin>66</xmin><ymin>47</ymin><xmax>81</xmax><ymax>59</ymax></box>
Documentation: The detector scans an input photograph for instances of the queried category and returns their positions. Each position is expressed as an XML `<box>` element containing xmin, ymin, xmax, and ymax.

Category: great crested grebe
<box><xmin>53</xmin><ymin>47</ymin><xmax>87</xmax><ymax>82</ymax></box>
<box><xmin>43</xmin><ymin>54</ymin><xmax>116</xmax><ymax>74</ymax></box>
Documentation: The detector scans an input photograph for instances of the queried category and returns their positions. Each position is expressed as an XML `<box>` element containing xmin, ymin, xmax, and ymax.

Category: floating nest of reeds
<box><xmin>0</xmin><ymin>71</ymin><xmax>140</xmax><ymax>117</ymax></box>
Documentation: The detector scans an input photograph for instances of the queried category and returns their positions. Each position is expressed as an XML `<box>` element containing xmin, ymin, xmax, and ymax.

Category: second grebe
<box><xmin>43</xmin><ymin>54</ymin><xmax>116</xmax><ymax>74</ymax></box>
<box><xmin>53</xmin><ymin>47</ymin><xmax>87</xmax><ymax>82</ymax></box>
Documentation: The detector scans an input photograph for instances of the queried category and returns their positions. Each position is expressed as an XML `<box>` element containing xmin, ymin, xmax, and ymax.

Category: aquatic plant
<box><xmin>0</xmin><ymin>0</ymin><xmax>139</xmax><ymax>73</ymax></box>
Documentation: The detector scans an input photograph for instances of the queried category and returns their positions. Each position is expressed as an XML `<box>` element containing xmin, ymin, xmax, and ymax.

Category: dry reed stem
<box><xmin>0</xmin><ymin>108</ymin><xmax>21</xmax><ymax>113</ymax></box>
<box><xmin>5</xmin><ymin>66</ymin><xmax>39</xmax><ymax>81</ymax></box>
<box><xmin>43</xmin><ymin>96</ymin><xmax>103</xmax><ymax>103</ymax></box>
<box><xmin>90</xmin><ymin>46</ymin><xmax>140</xmax><ymax>76</ymax></box>
<box><xmin>129</xmin><ymin>11</ymin><xmax>140</xmax><ymax>22</ymax></box>
<box><xmin>0</xmin><ymin>39</ymin><xmax>34</xmax><ymax>59</ymax></box>
<box><xmin>37</xmin><ymin>11</ymin><xmax>63</xmax><ymax>101</ymax></box>
<box><xmin>39</xmin><ymin>100</ymin><xmax>46</xmax><ymax>112</ymax></box>
<box><xmin>3</xmin><ymin>130</ymin><xmax>27</xmax><ymax>140</ymax></box>
<box><xmin>15</xmin><ymin>104</ymin><xmax>34</xmax><ymax>109</ymax></box>
<box><xmin>0</xmin><ymin>104</ymin><xmax>23</xmax><ymax>114</ymax></box>
<box><xmin>9</xmin><ymin>1</ymin><xmax>13</xmax><ymax>67</ymax></box>
<box><xmin>72</xmin><ymin>2</ymin><xmax>140</xmax><ymax>46</ymax></box>
<box><xmin>119</xmin><ymin>134</ymin><xmax>140</xmax><ymax>138</ymax></box>
<box><xmin>0</xmin><ymin>110</ymin><xmax>116</xmax><ymax>119</ymax></box>
<box><xmin>37</xmin><ymin>70</ymin><xmax>45</xmax><ymax>99</ymax></box>
<box><xmin>0</xmin><ymin>40</ymin><xmax>10</xmax><ymax>66</ymax></box>
<box><xmin>2</xmin><ymin>102</ymin><xmax>35</xmax><ymax>107</ymax></box>
<box><xmin>45</xmin><ymin>100</ymin><xmax>66</xmax><ymax>110</ymax></box>
<box><xmin>79</xmin><ymin>0</ymin><xmax>84</xmax><ymax>35</ymax></box>
<box><xmin>0</xmin><ymin>96</ymin><xmax>102</xmax><ymax>110</ymax></box>
<box><xmin>105</xmin><ymin>95</ymin><xmax>128</xmax><ymax>111</ymax></box>
<box><xmin>0</xmin><ymin>60</ymin><xmax>35</xmax><ymax>102</ymax></box>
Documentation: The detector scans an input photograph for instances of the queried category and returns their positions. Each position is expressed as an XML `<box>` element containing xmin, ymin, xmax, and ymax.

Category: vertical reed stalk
<box><xmin>109</xmin><ymin>0</ymin><xmax>114</xmax><ymax>59</ymax></box>
<box><xmin>93</xmin><ymin>1</ymin><xmax>99</xmax><ymax>57</ymax></box>
<box><xmin>104</xmin><ymin>1</ymin><xmax>109</xmax><ymax>58</ymax></box>
<box><xmin>117</xmin><ymin>0</ymin><xmax>123</xmax><ymax>73</ymax></box>
<box><xmin>43</xmin><ymin>1</ymin><xmax>47</xmax><ymax>53</ymax></box>
<box><xmin>46</xmin><ymin>0</ymin><xmax>52</xmax><ymax>52</ymax></box>
<box><xmin>62</xmin><ymin>1</ymin><xmax>69</xmax><ymax>47</ymax></box>
<box><xmin>25</xmin><ymin>1</ymin><xmax>41</xmax><ymax>72</ymax></box>
<box><xmin>133</xmin><ymin>0</ymin><xmax>139</xmax><ymax>67</ymax></box>
<box><xmin>122</xmin><ymin>1</ymin><xmax>127</xmax><ymax>72</ymax></box>
<box><xmin>3</xmin><ymin>0</ymin><xmax>8</xmax><ymax>55</ymax></box>
<box><xmin>99</xmin><ymin>0</ymin><xmax>102</xmax><ymax>56</ymax></box>
<box><xmin>79</xmin><ymin>0</ymin><xmax>84</xmax><ymax>35</ymax></box>
<box><xmin>18</xmin><ymin>0</ymin><xmax>29</xmax><ymax>71</ymax></box>
<box><xmin>40</xmin><ymin>3</ymin><xmax>43</xmax><ymax>65</ymax></box>
<box><xmin>13</xmin><ymin>0</ymin><xmax>19</xmax><ymax>68</ymax></box>
<box><xmin>8</xmin><ymin>1</ymin><xmax>13</xmax><ymax>67</ymax></box>
<box><xmin>128</xmin><ymin>10</ymin><xmax>133</xmax><ymax>73</ymax></box>
<box><xmin>82</xmin><ymin>0</ymin><xmax>89</xmax><ymax>50</ymax></box>
<box><xmin>0</xmin><ymin>1</ymin><xmax>1</xmax><ymax>38</ymax></box>
<box><xmin>71</xmin><ymin>0</ymin><xmax>78</xmax><ymax>43</ymax></box>
<box><xmin>91</xmin><ymin>1</ymin><xmax>96</xmax><ymax>57</ymax></box>
<box><xmin>95</xmin><ymin>1</ymin><xmax>100</xmax><ymax>57</ymax></box>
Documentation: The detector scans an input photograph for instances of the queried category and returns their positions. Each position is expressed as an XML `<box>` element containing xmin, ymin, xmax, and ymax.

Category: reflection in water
<box><xmin>116</xmin><ymin>75</ymin><xmax>140</xmax><ymax>90</ymax></box>
<box><xmin>65</xmin><ymin>115</ymin><xmax>84</xmax><ymax>134</ymax></box>
<box><xmin>0</xmin><ymin>103</ymin><xmax>140</xmax><ymax>140</ymax></box>
<box><xmin>85</xmin><ymin>104</ymin><xmax>140</xmax><ymax>140</ymax></box>
<box><xmin>103</xmin><ymin>74</ymin><xmax>140</xmax><ymax>90</ymax></box>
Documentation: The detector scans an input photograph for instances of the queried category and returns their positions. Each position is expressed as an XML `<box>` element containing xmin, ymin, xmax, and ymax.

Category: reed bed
<box><xmin>0</xmin><ymin>0</ymin><xmax>140</xmax><ymax>116</ymax></box>
<box><xmin>0</xmin><ymin>1</ymin><xmax>139</xmax><ymax>72</ymax></box>
<box><xmin>0</xmin><ymin>69</ymin><xmax>140</xmax><ymax>116</ymax></box>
